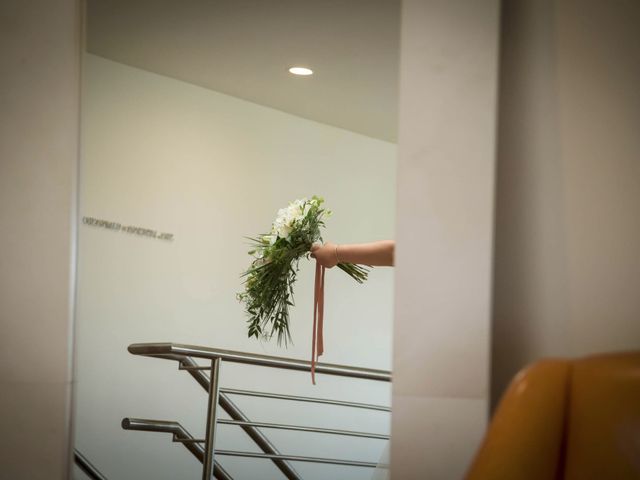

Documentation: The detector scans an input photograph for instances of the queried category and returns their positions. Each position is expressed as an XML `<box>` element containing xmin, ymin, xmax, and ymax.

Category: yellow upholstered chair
<box><xmin>465</xmin><ymin>352</ymin><xmax>640</xmax><ymax>480</ymax></box>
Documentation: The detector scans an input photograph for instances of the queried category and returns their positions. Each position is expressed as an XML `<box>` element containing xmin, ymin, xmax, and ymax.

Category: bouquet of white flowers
<box><xmin>238</xmin><ymin>196</ymin><xmax>369</xmax><ymax>346</ymax></box>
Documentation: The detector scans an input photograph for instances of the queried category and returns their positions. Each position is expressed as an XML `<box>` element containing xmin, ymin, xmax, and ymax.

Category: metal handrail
<box><xmin>122</xmin><ymin>417</ymin><xmax>387</xmax><ymax>472</ymax></box>
<box><xmin>128</xmin><ymin>343</ymin><xmax>392</xmax><ymax>382</ymax></box>
<box><xmin>125</xmin><ymin>343</ymin><xmax>391</xmax><ymax>479</ymax></box>
<box><xmin>121</xmin><ymin>418</ymin><xmax>232</xmax><ymax>480</ymax></box>
<box><xmin>177</xmin><ymin>355</ymin><xmax>302</xmax><ymax>480</ymax></box>
<box><xmin>128</xmin><ymin>352</ymin><xmax>301</xmax><ymax>480</ymax></box>
<box><xmin>220</xmin><ymin>387</ymin><xmax>391</xmax><ymax>412</ymax></box>
<box><xmin>194</xmin><ymin>419</ymin><xmax>389</xmax><ymax>440</ymax></box>
<box><xmin>215</xmin><ymin>450</ymin><xmax>384</xmax><ymax>468</ymax></box>
<box><xmin>74</xmin><ymin>449</ymin><xmax>108</xmax><ymax>480</ymax></box>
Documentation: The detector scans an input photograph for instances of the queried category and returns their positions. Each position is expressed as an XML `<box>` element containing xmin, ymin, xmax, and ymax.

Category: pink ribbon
<box><xmin>311</xmin><ymin>261</ymin><xmax>325</xmax><ymax>384</ymax></box>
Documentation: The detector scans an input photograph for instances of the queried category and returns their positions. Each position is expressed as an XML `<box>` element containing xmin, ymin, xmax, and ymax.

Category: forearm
<box><xmin>337</xmin><ymin>240</ymin><xmax>395</xmax><ymax>266</ymax></box>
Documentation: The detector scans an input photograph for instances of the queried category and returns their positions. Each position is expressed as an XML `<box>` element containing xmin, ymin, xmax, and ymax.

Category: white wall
<box><xmin>391</xmin><ymin>1</ymin><xmax>500</xmax><ymax>479</ymax></box>
<box><xmin>75</xmin><ymin>54</ymin><xmax>396</xmax><ymax>480</ymax></box>
<box><xmin>0</xmin><ymin>1</ymin><xmax>80</xmax><ymax>478</ymax></box>
<box><xmin>492</xmin><ymin>0</ymin><xmax>640</xmax><ymax>406</ymax></box>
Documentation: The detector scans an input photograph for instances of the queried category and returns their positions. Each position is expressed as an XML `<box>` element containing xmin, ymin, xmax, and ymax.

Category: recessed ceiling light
<box><xmin>288</xmin><ymin>67</ymin><xmax>313</xmax><ymax>76</ymax></box>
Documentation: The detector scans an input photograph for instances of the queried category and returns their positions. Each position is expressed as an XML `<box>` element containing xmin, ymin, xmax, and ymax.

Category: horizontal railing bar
<box><xmin>219</xmin><ymin>419</ymin><xmax>389</xmax><ymax>440</ymax></box>
<box><xmin>215</xmin><ymin>450</ymin><xmax>383</xmax><ymax>468</ymax></box>
<box><xmin>173</xmin><ymin>419</ymin><xmax>388</xmax><ymax>440</ymax></box>
<box><xmin>128</xmin><ymin>343</ymin><xmax>391</xmax><ymax>382</ymax></box>
<box><xmin>220</xmin><ymin>387</ymin><xmax>391</xmax><ymax>412</ymax></box>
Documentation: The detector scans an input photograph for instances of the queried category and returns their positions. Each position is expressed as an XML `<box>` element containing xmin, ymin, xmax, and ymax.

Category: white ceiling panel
<box><xmin>87</xmin><ymin>0</ymin><xmax>400</xmax><ymax>142</ymax></box>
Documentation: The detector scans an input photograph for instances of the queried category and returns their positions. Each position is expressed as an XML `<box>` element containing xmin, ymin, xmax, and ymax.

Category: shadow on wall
<box><xmin>491</xmin><ymin>0</ymin><xmax>640</xmax><ymax>409</ymax></box>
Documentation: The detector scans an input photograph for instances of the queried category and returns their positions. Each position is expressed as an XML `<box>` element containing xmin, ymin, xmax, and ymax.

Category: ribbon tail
<box><xmin>311</xmin><ymin>261</ymin><xmax>321</xmax><ymax>385</ymax></box>
<box><xmin>318</xmin><ymin>265</ymin><xmax>325</xmax><ymax>357</ymax></box>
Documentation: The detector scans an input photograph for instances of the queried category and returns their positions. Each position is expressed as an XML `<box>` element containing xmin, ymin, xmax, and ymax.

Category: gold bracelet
<box><xmin>335</xmin><ymin>244</ymin><xmax>340</xmax><ymax>264</ymax></box>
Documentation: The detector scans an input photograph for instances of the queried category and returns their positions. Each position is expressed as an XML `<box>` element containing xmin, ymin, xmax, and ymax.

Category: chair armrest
<box><xmin>465</xmin><ymin>359</ymin><xmax>570</xmax><ymax>480</ymax></box>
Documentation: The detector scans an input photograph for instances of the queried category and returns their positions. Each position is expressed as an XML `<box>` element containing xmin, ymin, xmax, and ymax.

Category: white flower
<box><xmin>276</xmin><ymin>223</ymin><xmax>292</xmax><ymax>238</ymax></box>
<box><xmin>271</xmin><ymin>198</ymin><xmax>308</xmax><ymax>239</ymax></box>
<box><xmin>286</xmin><ymin>204</ymin><xmax>301</xmax><ymax>223</ymax></box>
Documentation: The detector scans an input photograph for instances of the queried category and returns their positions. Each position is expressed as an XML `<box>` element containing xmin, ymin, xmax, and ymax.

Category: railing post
<box><xmin>202</xmin><ymin>357</ymin><xmax>221</xmax><ymax>480</ymax></box>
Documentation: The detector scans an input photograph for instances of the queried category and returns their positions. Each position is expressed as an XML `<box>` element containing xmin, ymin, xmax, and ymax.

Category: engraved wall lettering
<box><xmin>82</xmin><ymin>216</ymin><xmax>174</xmax><ymax>241</ymax></box>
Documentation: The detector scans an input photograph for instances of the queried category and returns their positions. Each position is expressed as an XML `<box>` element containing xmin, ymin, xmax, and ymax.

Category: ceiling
<box><xmin>86</xmin><ymin>0</ymin><xmax>400</xmax><ymax>142</ymax></box>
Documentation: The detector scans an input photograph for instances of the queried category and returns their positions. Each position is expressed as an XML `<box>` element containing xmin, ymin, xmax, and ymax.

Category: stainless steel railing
<box><xmin>74</xmin><ymin>449</ymin><xmax>108</xmax><ymax>480</ymax></box>
<box><xmin>219</xmin><ymin>387</ymin><xmax>391</xmax><ymax>412</ymax></box>
<box><xmin>122</xmin><ymin>342</ymin><xmax>391</xmax><ymax>479</ymax></box>
<box><xmin>151</xmin><ymin>354</ymin><xmax>304</xmax><ymax>480</ymax></box>
<box><xmin>121</xmin><ymin>418</ymin><xmax>233</xmax><ymax>480</ymax></box>
<box><xmin>127</xmin><ymin>342</ymin><xmax>391</xmax><ymax>381</ymax></box>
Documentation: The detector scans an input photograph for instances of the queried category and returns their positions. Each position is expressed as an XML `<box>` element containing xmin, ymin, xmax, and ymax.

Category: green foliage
<box><xmin>238</xmin><ymin>197</ymin><xmax>369</xmax><ymax>346</ymax></box>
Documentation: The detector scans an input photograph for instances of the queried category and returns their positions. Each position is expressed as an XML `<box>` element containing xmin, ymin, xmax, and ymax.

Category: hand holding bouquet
<box><xmin>238</xmin><ymin>196</ymin><xmax>369</xmax><ymax>346</ymax></box>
